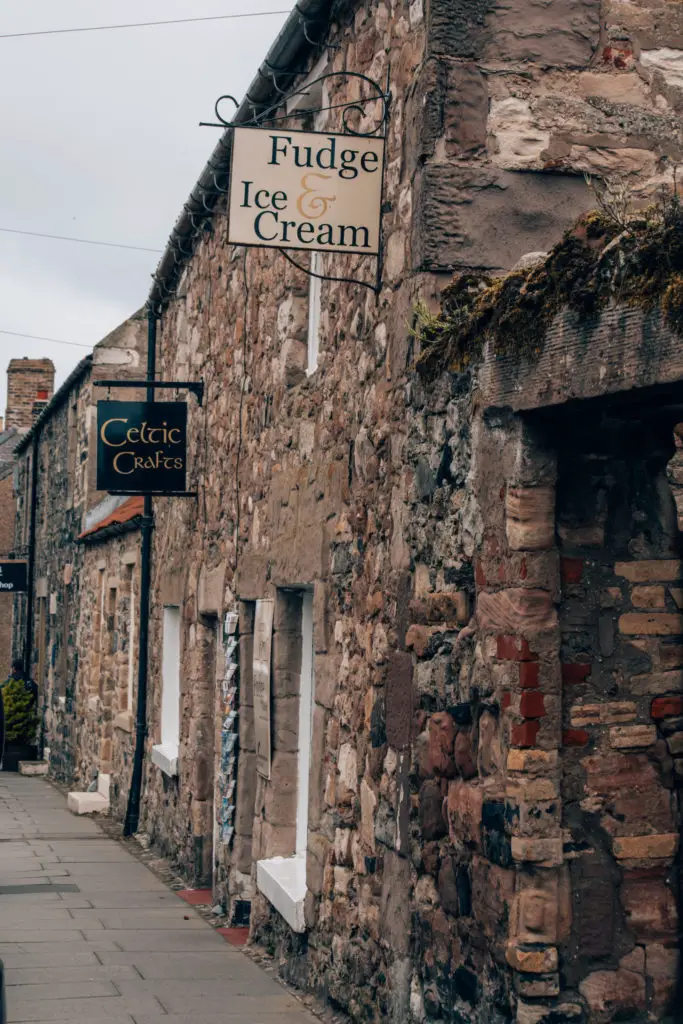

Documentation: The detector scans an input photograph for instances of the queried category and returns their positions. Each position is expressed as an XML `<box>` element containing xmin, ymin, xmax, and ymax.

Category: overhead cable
<box><xmin>0</xmin><ymin>226</ymin><xmax>161</xmax><ymax>253</ymax></box>
<box><xmin>0</xmin><ymin>330</ymin><xmax>92</xmax><ymax>349</ymax></box>
<box><xmin>0</xmin><ymin>10</ymin><xmax>290</xmax><ymax>40</ymax></box>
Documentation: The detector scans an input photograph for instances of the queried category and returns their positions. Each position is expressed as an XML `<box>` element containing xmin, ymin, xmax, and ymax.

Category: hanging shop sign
<box><xmin>228</xmin><ymin>127</ymin><xmax>385</xmax><ymax>256</ymax></box>
<box><xmin>0</xmin><ymin>561</ymin><xmax>28</xmax><ymax>593</ymax></box>
<box><xmin>96</xmin><ymin>400</ymin><xmax>187</xmax><ymax>494</ymax></box>
<box><xmin>253</xmin><ymin>598</ymin><xmax>274</xmax><ymax>779</ymax></box>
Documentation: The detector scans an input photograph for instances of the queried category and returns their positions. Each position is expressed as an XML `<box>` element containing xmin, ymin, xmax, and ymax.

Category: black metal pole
<box><xmin>124</xmin><ymin>307</ymin><xmax>156</xmax><ymax>836</ymax></box>
<box><xmin>22</xmin><ymin>433</ymin><xmax>43</xmax><ymax>757</ymax></box>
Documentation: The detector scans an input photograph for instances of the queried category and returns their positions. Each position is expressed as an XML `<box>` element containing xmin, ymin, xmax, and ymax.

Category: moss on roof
<box><xmin>415</xmin><ymin>192</ymin><xmax>683</xmax><ymax>381</ymax></box>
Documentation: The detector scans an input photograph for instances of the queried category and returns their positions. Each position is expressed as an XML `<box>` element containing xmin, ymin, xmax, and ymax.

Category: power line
<box><xmin>0</xmin><ymin>330</ymin><xmax>92</xmax><ymax>350</ymax></box>
<box><xmin>0</xmin><ymin>226</ymin><xmax>161</xmax><ymax>253</ymax></box>
<box><xmin>0</xmin><ymin>10</ymin><xmax>290</xmax><ymax>40</ymax></box>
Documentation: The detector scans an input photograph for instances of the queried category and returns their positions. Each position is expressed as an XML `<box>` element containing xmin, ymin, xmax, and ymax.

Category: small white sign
<box><xmin>228</xmin><ymin>127</ymin><xmax>384</xmax><ymax>256</ymax></box>
<box><xmin>253</xmin><ymin>598</ymin><xmax>274</xmax><ymax>779</ymax></box>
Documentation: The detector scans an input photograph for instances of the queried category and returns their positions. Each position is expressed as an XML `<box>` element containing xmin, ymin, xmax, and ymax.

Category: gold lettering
<box><xmin>126</xmin><ymin>426</ymin><xmax>140</xmax><ymax>443</ymax></box>
<box><xmin>100</xmin><ymin>418</ymin><xmax>127</xmax><ymax>447</ymax></box>
<box><xmin>112</xmin><ymin>451</ymin><xmax>135</xmax><ymax>475</ymax></box>
<box><xmin>168</xmin><ymin>428</ymin><xmax>182</xmax><ymax>443</ymax></box>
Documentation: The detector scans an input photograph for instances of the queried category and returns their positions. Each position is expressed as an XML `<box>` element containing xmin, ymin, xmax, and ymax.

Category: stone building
<box><xmin>12</xmin><ymin>316</ymin><xmax>145</xmax><ymax>784</ymax></box>
<box><xmin>0</xmin><ymin>359</ymin><xmax>55</xmax><ymax>677</ymax></box>
<box><xmin>123</xmin><ymin>0</ymin><xmax>682</xmax><ymax>1022</ymax></box>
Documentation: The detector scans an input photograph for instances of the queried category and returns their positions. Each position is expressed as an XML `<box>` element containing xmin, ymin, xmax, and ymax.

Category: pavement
<box><xmin>0</xmin><ymin>773</ymin><xmax>319</xmax><ymax>1024</ymax></box>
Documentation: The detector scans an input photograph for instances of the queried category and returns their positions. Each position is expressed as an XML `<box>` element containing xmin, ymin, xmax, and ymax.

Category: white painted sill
<box><xmin>256</xmin><ymin>854</ymin><xmax>308</xmax><ymax>934</ymax></box>
<box><xmin>151</xmin><ymin>742</ymin><xmax>179</xmax><ymax>777</ymax></box>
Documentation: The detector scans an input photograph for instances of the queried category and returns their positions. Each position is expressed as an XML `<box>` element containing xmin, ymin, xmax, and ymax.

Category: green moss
<box><xmin>415</xmin><ymin>191</ymin><xmax>683</xmax><ymax>380</ymax></box>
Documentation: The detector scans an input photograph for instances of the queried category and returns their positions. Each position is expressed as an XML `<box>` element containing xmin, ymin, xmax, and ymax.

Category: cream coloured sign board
<box><xmin>228</xmin><ymin>126</ymin><xmax>384</xmax><ymax>256</ymax></box>
<box><xmin>253</xmin><ymin>598</ymin><xmax>274</xmax><ymax>779</ymax></box>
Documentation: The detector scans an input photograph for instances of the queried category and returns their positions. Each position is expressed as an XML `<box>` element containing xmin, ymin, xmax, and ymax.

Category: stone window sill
<box><xmin>114</xmin><ymin>711</ymin><xmax>133</xmax><ymax>733</ymax></box>
<box><xmin>151</xmin><ymin>742</ymin><xmax>179</xmax><ymax>777</ymax></box>
<box><xmin>256</xmin><ymin>853</ymin><xmax>307</xmax><ymax>934</ymax></box>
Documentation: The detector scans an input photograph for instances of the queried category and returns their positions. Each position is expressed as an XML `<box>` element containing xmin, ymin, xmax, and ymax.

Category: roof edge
<box><xmin>148</xmin><ymin>0</ymin><xmax>332</xmax><ymax>313</ymax></box>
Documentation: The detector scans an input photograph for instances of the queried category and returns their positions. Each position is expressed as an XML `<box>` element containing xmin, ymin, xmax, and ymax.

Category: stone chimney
<box><xmin>5</xmin><ymin>358</ymin><xmax>55</xmax><ymax>432</ymax></box>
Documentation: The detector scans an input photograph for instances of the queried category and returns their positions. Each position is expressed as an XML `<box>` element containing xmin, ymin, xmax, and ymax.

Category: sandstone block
<box><xmin>409</xmin><ymin>591</ymin><xmax>468</xmax><ymax>625</ymax></box>
<box><xmin>629</xmin><ymin>669</ymin><xmax>683</xmax><ymax>695</ymax></box>
<box><xmin>665</xmin><ymin>731</ymin><xmax>683</xmax><ymax>755</ymax></box>
<box><xmin>511</xmin><ymin>836</ymin><xmax>563</xmax><ymax>867</ymax></box>
<box><xmin>478</xmin><ymin>588</ymin><xmax>556</xmax><ymax>635</ymax></box>
<box><xmin>507</xmin><ymin>748</ymin><xmax>558</xmax><ymax>774</ymax></box>
<box><xmin>609</xmin><ymin>725</ymin><xmax>657</xmax><ymax>749</ymax></box>
<box><xmin>619</xmin><ymin>612</ymin><xmax>683</xmax><ymax>636</ymax></box>
<box><xmin>272</xmin><ymin>695</ymin><xmax>299</xmax><ymax>752</ymax></box>
<box><xmin>579</xmin><ymin>969</ymin><xmax>646</xmax><ymax>1017</ymax></box>
<box><xmin>447</xmin><ymin>779</ymin><xmax>483</xmax><ymax>847</ymax></box>
<box><xmin>632</xmin><ymin>585</ymin><xmax>666</xmax><ymax>609</ymax></box>
<box><xmin>615</xmin><ymin>560</ymin><xmax>682</xmax><ymax>583</ymax></box>
<box><xmin>613</xmin><ymin>834</ymin><xmax>678</xmax><ymax>860</ymax></box>
<box><xmin>419</xmin><ymin>779</ymin><xmax>447</xmax><ymax>840</ymax></box>
<box><xmin>506</xmin><ymin>944</ymin><xmax>558</xmax><ymax>974</ymax></box>
<box><xmin>427</xmin><ymin>712</ymin><xmax>456</xmax><ymax>777</ymax></box>
<box><xmin>506</xmin><ymin>777</ymin><xmax>559</xmax><ymax>802</ymax></box>
<box><xmin>646</xmin><ymin>943</ymin><xmax>678</xmax><ymax>1013</ymax></box>
<box><xmin>621</xmin><ymin>871</ymin><xmax>678</xmax><ymax>940</ymax></box>
<box><xmin>505</xmin><ymin>487</ymin><xmax>554</xmax><ymax>551</ymax></box>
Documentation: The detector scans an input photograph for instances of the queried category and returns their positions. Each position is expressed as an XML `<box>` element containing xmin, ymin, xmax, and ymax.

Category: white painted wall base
<box><xmin>256</xmin><ymin>854</ymin><xmax>308</xmax><ymax>933</ymax></box>
<box><xmin>152</xmin><ymin>742</ymin><xmax>179</xmax><ymax>777</ymax></box>
<box><xmin>67</xmin><ymin>773</ymin><xmax>111</xmax><ymax>815</ymax></box>
<box><xmin>19</xmin><ymin>761</ymin><xmax>48</xmax><ymax>776</ymax></box>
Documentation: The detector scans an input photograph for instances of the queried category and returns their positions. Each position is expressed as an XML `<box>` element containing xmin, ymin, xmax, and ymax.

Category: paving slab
<box><xmin>1</xmin><ymin>774</ymin><xmax>318</xmax><ymax>1024</ymax></box>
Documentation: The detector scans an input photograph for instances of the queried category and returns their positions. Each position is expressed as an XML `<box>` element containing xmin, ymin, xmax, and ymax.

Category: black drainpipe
<box><xmin>124</xmin><ymin>306</ymin><xmax>156</xmax><ymax>836</ymax></box>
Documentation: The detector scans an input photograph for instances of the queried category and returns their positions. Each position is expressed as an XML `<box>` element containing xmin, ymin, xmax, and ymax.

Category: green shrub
<box><xmin>2</xmin><ymin>679</ymin><xmax>38</xmax><ymax>744</ymax></box>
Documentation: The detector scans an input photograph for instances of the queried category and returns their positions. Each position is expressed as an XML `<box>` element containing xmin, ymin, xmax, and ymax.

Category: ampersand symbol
<box><xmin>297</xmin><ymin>173</ymin><xmax>337</xmax><ymax>219</ymax></box>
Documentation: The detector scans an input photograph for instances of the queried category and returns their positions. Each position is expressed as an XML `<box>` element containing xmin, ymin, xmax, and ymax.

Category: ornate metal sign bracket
<box><xmin>200</xmin><ymin>69</ymin><xmax>391</xmax><ymax>296</ymax></box>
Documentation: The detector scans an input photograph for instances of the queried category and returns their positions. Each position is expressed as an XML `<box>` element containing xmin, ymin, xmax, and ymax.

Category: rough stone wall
<box><xmin>554</xmin><ymin>415</ymin><xmax>681</xmax><ymax>1020</ymax></box>
<box><xmin>136</xmin><ymin>1</ymin><xmax>683</xmax><ymax>1022</ymax></box>
<box><xmin>5</xmin><ymin>359</ymin><xmax>55</xmax><ymax>432</ymax></box>
<box><xmin>74</xmin><ymin>531</ymin><xmax>140</xmax><ymax>811</ymax></box>
<box><xmin>12</xmin><ymin>316</ymin><xmax>145</xmax><ymax>782</ymax></box>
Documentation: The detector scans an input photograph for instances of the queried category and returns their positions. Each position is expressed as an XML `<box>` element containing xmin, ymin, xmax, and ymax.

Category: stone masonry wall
<box><xmin>12</xmin><ymin>316</ymin><xmax>145</xmax><ymax>782</ymax></box>
<box><xmin>137</xmin><ymin>1</ymin><xmax>682</xmax><ymax>1022</ymax></box>
<box><xmin>74</xmin><ymin>530</ymin><xmax>140</xmax><ymax>815</ymax></box>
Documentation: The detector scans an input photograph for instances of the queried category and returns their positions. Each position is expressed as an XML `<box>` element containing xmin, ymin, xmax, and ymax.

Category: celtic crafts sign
<box><xmin>97</xmin><ymin>401</ymin><xmax>187</xmax><ymax>494</ymax></box>
<box><xmin>228</xmin><ymin>127</ymin><xmax>384</xmax><ymax>255</ymax></box>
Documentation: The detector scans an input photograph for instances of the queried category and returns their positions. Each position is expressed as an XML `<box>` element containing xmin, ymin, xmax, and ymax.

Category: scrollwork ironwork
<box><xmin>199</xmin><ymin>70</ymin><xmax>390</xmax><ymax>139</ymax></box>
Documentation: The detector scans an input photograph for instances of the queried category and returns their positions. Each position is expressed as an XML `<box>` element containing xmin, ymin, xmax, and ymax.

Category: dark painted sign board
<box><xmin>0</xmin><ymin>561</ymin><xmax>28</xmax><ymax>593</ymax></box>
<box><xmin>96</xmin><ymin>401</ymin><xmax>187</xmax><ymax>494</ymax></box>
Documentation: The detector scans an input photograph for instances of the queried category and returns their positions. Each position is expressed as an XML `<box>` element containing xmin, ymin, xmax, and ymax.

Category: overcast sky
<box><xmin>0</xmin><ymin>0</ymin><xmax>289</xmax><ymax>415</ymax></box>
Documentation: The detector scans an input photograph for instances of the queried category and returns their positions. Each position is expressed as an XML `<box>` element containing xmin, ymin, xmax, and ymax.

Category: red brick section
<box><xmin>511</xmin><ymin>721</ymin><xmax>540</xmax><ymax>747</ymax></box>
<box><xmin>561</xmin><ymin>557</ymin><xmax>584</xmax><ymax>585</ymax></box>
<box><xmin>217</xmin><ymin>927</ymin><xmax>249</xmax><ymax>946</ymax></box>
<box><xmin>562</xmin><ymin>663</ymin><xmax>591</xmax><ymax>684</ymax></box>
<box><xmin>501</xmin><ymin>691</ymin><xmax>512</xmax><ymax>711</ymax></box>
<box><xmin>519</xmin><ymin>662</ymin><xmax>540</xmax><ymax>689</ymax></box>
<box><xmin>563</xmin><ymin>729</ymin><xmax>590</xmax><ymax>747</ymax></box>
<box><xmin>497</xmin><ymin>635</ymin><xmax>538</xmax><ymax>661</ymax></box>
<box><xmin>177</xmin><ymin>888</ymin><xmax>213</xmax><ymax>906</ymax></box>
<box><xmin>520</xmin><ymin>691</ymin><xmax>545</xmax><ymax>719</ymax></box>
<box><xmin>651</xmin><ymin>696</ymin><xmax>683</xmax><ymax>719</ymax></box>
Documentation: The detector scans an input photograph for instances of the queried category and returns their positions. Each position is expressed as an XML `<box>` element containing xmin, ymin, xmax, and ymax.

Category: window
<box><xmin>307</xmin><ymin>253</ymin><xmax>321</xmax><ymax>375</ymax></box>
<box><xmin>256</xmin><ymin>588</ymin><xmax>314</xmax><ymax>932</ymax></box>
<box><xmin>152</xmin><ymin>606</ymin><xmax>181</xmax><ymax>776</ymax></box>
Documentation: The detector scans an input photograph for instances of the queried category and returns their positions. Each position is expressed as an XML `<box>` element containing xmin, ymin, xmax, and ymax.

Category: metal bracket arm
<box><xmin>94</xmin><ymin>379</ymin><xmax>205</xmax><ymax>406</ymax></box>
